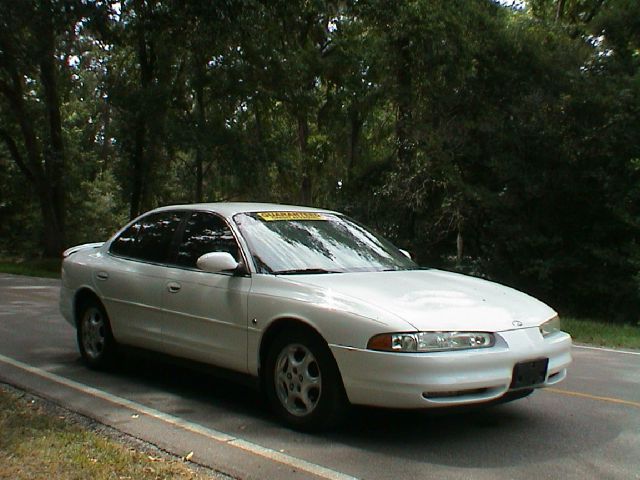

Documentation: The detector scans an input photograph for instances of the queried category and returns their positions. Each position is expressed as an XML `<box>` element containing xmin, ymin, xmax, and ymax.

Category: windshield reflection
<box><xmin>233</xmin><ymin>213</ymin><xmax>417</xmax><ymax>274</ymax></box>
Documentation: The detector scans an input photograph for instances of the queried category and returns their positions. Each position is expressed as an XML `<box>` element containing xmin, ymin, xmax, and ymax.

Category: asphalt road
<box><xmin>0</xmin><ymin>273</ymin><xmax>638</xmax><ymax>480</ymax></box>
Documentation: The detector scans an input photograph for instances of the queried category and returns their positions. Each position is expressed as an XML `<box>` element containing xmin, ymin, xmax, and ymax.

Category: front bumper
<box><xmin>330</xmin><ymin>327</ymin><xmax>572</xmax><ymax>408</ymax></box>
<box><xmin>58</xmin><ymin>284</ymin><xmax>75</xmax><ymax>327</ymax></box>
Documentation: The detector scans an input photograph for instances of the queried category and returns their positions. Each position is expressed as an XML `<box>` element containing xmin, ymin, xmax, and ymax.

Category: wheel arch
<box><xmin>73</xmin><ymin>288</ymin><xmax>103</xmax><ymax>328</ymax></box>
<box><xmin>258</xmin><ymin>317</ymin><xmax>342</xmax><ymax>383</ymax></box>
<box><xmin>259</xmin><ymin>316</ymin><xmax>350</xmax><ymax>429</ymax></box>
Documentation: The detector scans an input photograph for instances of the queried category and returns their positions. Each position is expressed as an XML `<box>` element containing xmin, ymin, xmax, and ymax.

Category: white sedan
<box><xmin>60</xmin><ymin>203</ymin><xmax>572</xmax><ymax>430</ymax></box>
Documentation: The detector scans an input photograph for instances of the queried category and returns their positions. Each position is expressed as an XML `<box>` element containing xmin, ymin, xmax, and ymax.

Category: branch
<box><xmin>0</xmin><ymin>78</ymin><xmax>14</xmax><ymax>97</ymax></box>
<box><xmin>555</xmin><ymin>0</ymin><xmax>566</xmax><ymax>22</ymax></box>
<box><xmin>0</xmin><ymin>66</ymin><xmax>44</xmax><ymax>176</ymax></box>
<box><xmin>584</xmin><ymin>0</ymin><xmax>605</xmax><ymax>24</ymax></box>
<box><xmin>0</xmin><ymin>128</ymin><xmax>36</xmax><ymax>182</ymax></box>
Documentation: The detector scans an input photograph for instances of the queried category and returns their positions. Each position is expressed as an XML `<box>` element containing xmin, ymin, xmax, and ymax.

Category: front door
<box><xmin>160</xmin><ymin>211</ymin><xmax>251</xmax><ymax>373</ymax></box>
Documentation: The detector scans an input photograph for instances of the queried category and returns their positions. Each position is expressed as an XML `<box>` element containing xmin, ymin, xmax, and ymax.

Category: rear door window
<box><xmin>110</xmin><ymin>211</ymin><xmax>184</xmax><ymax>263</ymax></box>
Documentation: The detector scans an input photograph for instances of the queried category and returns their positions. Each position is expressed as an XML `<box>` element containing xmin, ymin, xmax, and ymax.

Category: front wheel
<box><xmin>77</xmin><ymin>298</ymin><xmax>116</xmax><ymax>369</ymax></box>
<box><xmin>264</xmin><ymin>328</ymin><xmax>347</xmax><ymax>431</ymax></box>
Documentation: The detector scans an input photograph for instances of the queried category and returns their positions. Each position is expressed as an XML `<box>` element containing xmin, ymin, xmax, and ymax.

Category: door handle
<box><xmin>96</xmin><ymin>271</ymin><xmax>109</xmax><ymax>281</ymax></box>
<box><xmin>167</xmin><ymin>282</ymin><xmax>181</xmax><ymax>293</ymax></box>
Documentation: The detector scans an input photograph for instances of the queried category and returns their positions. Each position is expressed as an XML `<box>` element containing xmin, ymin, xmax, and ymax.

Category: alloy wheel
<box><xmin>81</xmin><ymin>307</ymin><xmax>105</xmax><ymax>360</ymax></box>
<box><xmin>274</xmin><ymin>343</ymin><xmax>322</xmax><ymax>417</ymax></box>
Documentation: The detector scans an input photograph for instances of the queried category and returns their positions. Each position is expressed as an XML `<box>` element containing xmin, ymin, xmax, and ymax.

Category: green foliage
<box><xmin>1</xmin><ymin>0</ymin><xmax>639</xmax><ymax>324</ymax></box>
<box><xmin>0</xmin><ymin>259</ymin><xmax>61</xmax><ymax>278</ymax></box>
<box><xmin>67</xmin><ymin>170</ymin><xmax>128</xmax><ymax>244</ymax></box>
<box><xmin>561</xmin><ymin>317</ymin><xmax>640</xmax><ymax>349</ymax></box>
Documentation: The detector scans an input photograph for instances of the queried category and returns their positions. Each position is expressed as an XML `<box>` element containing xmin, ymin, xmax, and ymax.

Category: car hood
<box><xmin>284</xmin><ymin>269</ymin><xmax>556</xmax><ymax>332</ymax></box>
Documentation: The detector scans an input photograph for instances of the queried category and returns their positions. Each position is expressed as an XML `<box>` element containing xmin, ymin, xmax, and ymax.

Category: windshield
<box><xmin>233</xmin><ymin>211</ymin><xmax>418</xmax><ymax>274</ymax></box>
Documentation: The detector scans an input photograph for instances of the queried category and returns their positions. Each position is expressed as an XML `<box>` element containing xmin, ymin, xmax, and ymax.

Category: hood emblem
<box><xmin>512</xmin><ymin>320</ymin><xmax>523</xmax><ymax>327</ymax></box>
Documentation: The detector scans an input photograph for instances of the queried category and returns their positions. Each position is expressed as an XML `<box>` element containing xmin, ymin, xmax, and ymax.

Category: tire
<box><xmin>77</xmin><ymin>298</ymin><xmax>117</xmax><ymax>369</ymax></box>
<box><xmin>264</xmin><ymin>327</ymin><xmax>347</xmax><ymax>431</ymax></box>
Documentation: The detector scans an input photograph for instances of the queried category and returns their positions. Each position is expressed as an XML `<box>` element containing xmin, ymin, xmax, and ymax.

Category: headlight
<box><xmin>367</xmin><ymin>331</ymin><xmax>495</xmax><ymax>352</ymax></box>
<box><xmin>539</xmin><ymin>316</ymin><xmax>561</xmax><ymax>337</ymax></box>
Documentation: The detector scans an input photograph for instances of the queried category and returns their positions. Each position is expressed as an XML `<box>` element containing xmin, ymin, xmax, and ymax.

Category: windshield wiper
<box><xmin>381</xmin><ymin>266</ymin><xmax>429</xmax><ymax>272</ymax></box>
<box><xmin>272</xmin><ymin>268</ymin><xmax>341</xmax><ymax>275</ymax></box>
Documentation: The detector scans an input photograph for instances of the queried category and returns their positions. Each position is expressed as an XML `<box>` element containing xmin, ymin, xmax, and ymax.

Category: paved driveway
<box><xmin>0</xmin><ymin>274</ymin><xmax>638</xmax><ymax>480</ymax></box>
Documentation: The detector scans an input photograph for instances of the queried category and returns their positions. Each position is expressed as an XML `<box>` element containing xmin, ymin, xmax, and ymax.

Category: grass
<box><xmin>561</xmin><ymin>317</ymin><xmax>640</xmax><ymax>350</ymax></box>
<box><xmin>0</xmin><ymin>258</ymin><xmax>61</xmax><ymax>278</ymax></box>
<box><xmin>0</xmin><ymin>387</ymin><xmax>211</xmax><ymax>480</ymax></box>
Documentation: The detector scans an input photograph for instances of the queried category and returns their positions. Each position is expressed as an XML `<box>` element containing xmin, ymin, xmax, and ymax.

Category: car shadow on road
<box><xmin>61</xmin><ymin>348</ymin><xmax>620</xmax><ymax>471</ymax></box>
<box><xmin>322</xmin><ymin>396</ymin><xmax>620</xmax><ymax>469</ymax></box>
<box><xmin>103</xmin><ymin>348</ymin><xmax>271</xmax><ymax>420</ymax></box>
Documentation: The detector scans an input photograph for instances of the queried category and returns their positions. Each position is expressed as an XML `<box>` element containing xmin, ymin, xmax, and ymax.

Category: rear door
<box><xmin>96</xmin><ymin>211</ymin><xmax>184</xmax><ymax>350</ymax></box>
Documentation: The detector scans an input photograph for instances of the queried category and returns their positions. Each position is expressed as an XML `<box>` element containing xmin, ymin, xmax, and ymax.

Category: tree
<box><xmin>0</xmin><ymin>0</ymin><xmax>86</xmax><ymax>256</ymax></box>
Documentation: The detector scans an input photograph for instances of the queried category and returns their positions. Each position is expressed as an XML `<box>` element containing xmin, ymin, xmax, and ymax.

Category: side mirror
<box><xmin>399</xmin><ymin>249</ymin><xmax>412</xmax><ymax>260</ymax></box>
<box><xmin>197</xmin><ymin>252</ymin><xmax>241</xmax><ymax>274</ymax></box>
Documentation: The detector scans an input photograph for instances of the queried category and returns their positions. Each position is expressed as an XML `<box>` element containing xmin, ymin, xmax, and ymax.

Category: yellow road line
<box><xmin>546</xmin><ymin>387</ymin><xmax>640</xmax><ymax>409</ymax></box>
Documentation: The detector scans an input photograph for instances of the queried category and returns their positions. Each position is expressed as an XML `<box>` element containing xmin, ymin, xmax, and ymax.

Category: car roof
<box><xmin>149</xmin><ymin>202</ymin><xmax>339</xmax><ymax>219</ymax></box>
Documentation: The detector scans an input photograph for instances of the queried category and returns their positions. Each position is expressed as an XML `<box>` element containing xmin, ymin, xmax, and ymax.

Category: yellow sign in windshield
<box><xmin>257</xmin><ymin>211</ymin><xmax>327</xmax><ymax>222</ymax></box>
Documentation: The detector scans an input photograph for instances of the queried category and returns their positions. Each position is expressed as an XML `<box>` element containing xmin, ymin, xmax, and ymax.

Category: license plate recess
<box><xmin>510</xmin><ymin>358</ymin><xmax>549</xmax><ymax>389</ymax></box>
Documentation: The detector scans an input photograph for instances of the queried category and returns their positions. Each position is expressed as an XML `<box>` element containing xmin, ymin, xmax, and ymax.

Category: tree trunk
<box><xmin>130</xmin><ymin>3</ymin><xmax>154</xmax><ymax>219</ymax></box>
<box><xmin>297</xmin><ymin>115</ymin><xmax>312</xmax><ymax>205</ymax></box>
<box><xmin>347</xmin><ymin>108</ymin><xmax>362</xmax><ymax>179</ymax></box>
<box><xmin>38</xmin><ymin>10</ymin><xmax>66</xmax><ymax>247</ymax></box>
<box><xmin>0</xmin><ymin>8</ymin><xmax>66</xmax><ymax>257</ymax></box>
<box><xmin>37</xmin><ymin>184</ymin><xmax>65</xmax><ymax>257</ymax></box>
<box><xmin>194</xmin><ymin>58</ymin><xmax>206</xmax><ymax>203</ymax></box>
<box><xmin>555</xmin><ymin>0</ymin><xmax>566</xmax><ymax>22</ymax></box>
<box><xmin>395</xmin><ymin>38</ymin><xmax>414</xmax><ymax>168</ymax></box>
<box><xmin>100</xmin><ymin>67</ymin><xmax>112</xmax><ymax>165</ymax></box>
<box><xmin>195</xmin><ymin>147</ymin><xmax>204</xmax><ymax>203</ymax></box>
<box><xmin>130</xmin><ymin>114</ymin><xmax>146</xmax><ymax>219</ymax></box>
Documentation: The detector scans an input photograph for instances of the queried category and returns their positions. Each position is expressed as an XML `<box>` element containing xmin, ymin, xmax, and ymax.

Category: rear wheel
<box><xmin>77</xmin><ymin>298</ymin><xmax>116</xmax><ymax>369</ymax></box>
<box><xmin>264</xmin><ymin>327</ymin><xmax>347</xmax><ymax>431</ymax></box>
